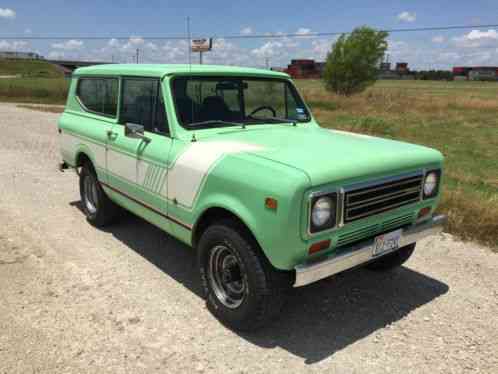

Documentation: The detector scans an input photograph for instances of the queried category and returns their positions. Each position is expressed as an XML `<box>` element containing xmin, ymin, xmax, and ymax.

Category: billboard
<box><xmin>191</xmin><ymin>38</ymin><xmax>213</xmax><ymax>53</ymax></box>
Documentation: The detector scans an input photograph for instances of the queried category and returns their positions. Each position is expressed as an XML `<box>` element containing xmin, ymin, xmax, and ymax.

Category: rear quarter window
<box><xmin>76</xmin><ymin>78</ymin><xmax>118</xmax><ymax>117</ymax></box>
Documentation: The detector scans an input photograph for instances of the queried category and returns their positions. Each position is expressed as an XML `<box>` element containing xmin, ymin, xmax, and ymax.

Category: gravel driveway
<box><xmin>0</xmin><ymin>103</ymin><xmax>497</xmax><ymax>373</ymax></box>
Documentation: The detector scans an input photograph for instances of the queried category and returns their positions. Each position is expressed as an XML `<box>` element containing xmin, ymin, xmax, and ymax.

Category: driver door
<box><xmin>107</xmin><ymin>77</ymin><xmax>172</xmax><ymax>230</ymax></box>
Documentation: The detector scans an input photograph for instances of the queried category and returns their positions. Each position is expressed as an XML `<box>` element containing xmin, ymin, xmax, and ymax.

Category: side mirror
<box><xmin>124</xmin><ymin>123</ymin><xmax>150</xmax><ymax>143</ymax></box>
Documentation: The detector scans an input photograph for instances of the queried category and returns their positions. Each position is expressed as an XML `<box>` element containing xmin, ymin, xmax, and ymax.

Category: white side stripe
<box><xmin>60</xmin><ymin>133</ymin><xmax>105</xmax><ymax>169</ymax></box>
<box><xmin>165</xmin><ymin>141</ymin><xmax>263</xmax><ymax>208</ymax></box>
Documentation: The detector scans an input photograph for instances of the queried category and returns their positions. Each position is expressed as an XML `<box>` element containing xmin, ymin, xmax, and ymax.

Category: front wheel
<box><xmin>198</xmin><ymin>220</ymin><xmax>291</xmax><ymax>331</ymax></box>
<box><xmin>366</xmin><ymin>243</ymin><xmax>416</xmax><ymax>271</ymax></box>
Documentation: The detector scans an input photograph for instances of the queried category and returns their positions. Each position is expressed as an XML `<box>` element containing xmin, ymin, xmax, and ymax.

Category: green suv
<box><xmin>58</xmin><ymin>64</ymin><xmax>446</xmax><ymax>330</ymax></box>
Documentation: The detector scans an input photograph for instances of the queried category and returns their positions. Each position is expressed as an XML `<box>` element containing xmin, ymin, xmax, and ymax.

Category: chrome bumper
<box><xmin>294</xmin><ymin>215</ymin><xmax>447</xmax><ymax>287</ymax></box>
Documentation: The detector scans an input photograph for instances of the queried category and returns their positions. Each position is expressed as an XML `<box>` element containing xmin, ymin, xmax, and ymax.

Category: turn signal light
<box><xmin>265</xmin><ymin>197</ymin><xmax>278</xmax><ymax>210</ymax></box>
<box><xmin>418</xmin><ymin>207</ymin><xmax>431</xmax><ymax>220</ymax></box>
<box><xmin>309</xmin><ymin>240</ymin><xmax>331</xmax><ymax>255</ymax></box>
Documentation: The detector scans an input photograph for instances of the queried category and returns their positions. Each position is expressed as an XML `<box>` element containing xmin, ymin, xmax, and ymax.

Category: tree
<box><xmin>323</xmin><ymin>26</ymin><xmax>388</xmax><ymax>96</ymax></box>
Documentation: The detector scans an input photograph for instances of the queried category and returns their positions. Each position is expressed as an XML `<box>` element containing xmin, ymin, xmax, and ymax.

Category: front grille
<box><xmin>344</xmin><ymin>174</ymin><xmax>423</xmax><ymax>223</ymax></box>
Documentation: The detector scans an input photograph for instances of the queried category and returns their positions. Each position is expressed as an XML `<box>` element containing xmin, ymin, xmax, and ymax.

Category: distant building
<box><xmin>453</xmin><ymin>66</ymin><xmax>498</xmax><ymax>81</ymax></box>
<box><xmin>0</xmin><ymin>51</ymin><xmax>44</xmax><ymax>60</ymax></box>
<box><xmin>284</xmin><ymin>59</ymin><xmax>324</xmax><ymax>79</ymax></box>
<box><xmin>378</xmin><ymin>61</ymin><xmax>413</xmax><ymax>80</ymax></box>
<box><xmin>380</xmin><ymin>62</ymin><xmax>391</xmax><ymax>71</ymax></box>
<box><xmin>395</xmin><ymin>62</ymin><xmax>409</xmax><ymax>74</ymax></box>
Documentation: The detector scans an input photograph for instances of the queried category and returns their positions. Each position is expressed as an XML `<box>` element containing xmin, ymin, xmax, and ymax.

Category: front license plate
<box><xmin>373</xmin><ymin>229</ymin><xmax>402</xmax><ymax>257</ymax></box>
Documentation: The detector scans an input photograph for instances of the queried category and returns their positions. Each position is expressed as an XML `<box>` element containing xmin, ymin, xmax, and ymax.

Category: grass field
<box><xmin>296</xmin><ymin>79</ymin><xmax>498</xmax><ymax>248</ymax></box>
<box><xmin>0</xmin><ymin>77</ymin><xmax>69</xmax><ymax>104</ymax></box>
<box><xmin>0</xmin><ymin>59</ymin><xmax>63</xmax><ymax>78</ymax></box>
<box><xmin>2</xmin><ymin>77</ymin><xmax>497</xmax><ymax>248</ymax></box>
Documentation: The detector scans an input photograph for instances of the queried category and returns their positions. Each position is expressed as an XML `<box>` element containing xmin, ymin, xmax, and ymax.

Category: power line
<box><xmin>1</xmin><ymin>24</ymin><xmax>498</xmax><ymax>40</ymax></box>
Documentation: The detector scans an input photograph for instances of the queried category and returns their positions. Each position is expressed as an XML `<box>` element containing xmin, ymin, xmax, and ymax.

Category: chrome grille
<box><xmin>344</xmin><ymin>174</ymin><xmax>423</xmax><ymax>223</ymax></box>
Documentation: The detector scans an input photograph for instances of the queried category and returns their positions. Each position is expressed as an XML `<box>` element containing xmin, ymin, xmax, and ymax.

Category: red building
<box><xmin>284</xmin><ymin>59</ymin><xmax>324</xmax><ymax>79</ymax></box>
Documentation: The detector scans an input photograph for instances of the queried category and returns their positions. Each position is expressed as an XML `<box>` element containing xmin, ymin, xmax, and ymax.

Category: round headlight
<box><xmin>424</xmin><ymin>172</ymin><xmax>438</xmax><ymax>197</ymax></box>
<box><xmin>312</xmin><ymin>196</ymin><xmax>333</xmax><ymax>227</ymax></box>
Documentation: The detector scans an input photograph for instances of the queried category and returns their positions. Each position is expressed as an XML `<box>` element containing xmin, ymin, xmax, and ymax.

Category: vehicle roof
<box><xmin>73</xmin><ymin>64</ymin><xmax>290</xmax><ymax>79</ymax></box>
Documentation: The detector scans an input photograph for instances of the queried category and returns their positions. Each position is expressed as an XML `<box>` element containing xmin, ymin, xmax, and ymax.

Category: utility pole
<box><xmin>136</xmin><ymin>48</ymin><xmax>139</xmax><ymax>64</ymax></box>
<box><xmin>265</xmin><ymin>57</ymin><xmax>270</xmax><ymax>69</ymax></box>
<box><xmin>199</xmin><ymin>51</ymin><xmax>203</xmax><ymax>64</ymax></box>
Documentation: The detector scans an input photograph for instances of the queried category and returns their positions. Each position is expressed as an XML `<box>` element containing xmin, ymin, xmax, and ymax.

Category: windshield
<box><xmin>171</xmin><ymin>76</ymin><xmax>310</xmax><ymax>129</ymax></box>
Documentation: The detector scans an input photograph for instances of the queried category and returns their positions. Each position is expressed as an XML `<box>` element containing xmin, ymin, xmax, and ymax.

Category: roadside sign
<box><xmin>191</xmin><ymin>38</ymin><xmax>213</xmax><ymax>53</ymax></box>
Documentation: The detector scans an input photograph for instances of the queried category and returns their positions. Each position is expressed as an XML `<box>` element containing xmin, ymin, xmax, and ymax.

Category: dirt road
<box><xmin>1</xmin><ymin>103</ymin><xmax>497</xmax><ymax>373</ymax></box>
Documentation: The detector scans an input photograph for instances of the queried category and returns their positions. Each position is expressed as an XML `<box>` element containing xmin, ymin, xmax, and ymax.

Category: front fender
<box><xmin>192</xmin><ymin>153</ymin><xmax>311</xmax><ymax>270</ymax></box>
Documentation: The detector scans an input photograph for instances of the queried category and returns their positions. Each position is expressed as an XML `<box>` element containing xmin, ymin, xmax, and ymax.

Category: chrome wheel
<box><xmin>83</xmin><ymin>174</ymin><xmax>99</xmax><ymax>215</ymax></box>
<box><xmin>208</xmin><ymin>245</ymin><xmax>247</xmax><ymax>309</ymax></box>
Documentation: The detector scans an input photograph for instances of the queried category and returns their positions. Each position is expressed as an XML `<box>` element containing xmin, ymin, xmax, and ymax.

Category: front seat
<box><xmin>199</xmin><ymin>96</ymin><xmax>230</xmax><ymax>121</ymax></box>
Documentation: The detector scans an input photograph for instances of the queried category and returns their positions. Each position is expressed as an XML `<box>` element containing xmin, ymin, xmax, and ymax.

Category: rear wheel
<box><xmin>198</xmin><ymin>220</ymin><xmax>291</xmax><ymax>331</ymax></box>
<box><xmin>366</xmin><ymin>243</ymin><xmax>416</xmax><ymax>271</ymax></box>
<box><xmin>79</xmin><ymin>162</ymin><xmax>120</xmax><ymax>227</ymax></box>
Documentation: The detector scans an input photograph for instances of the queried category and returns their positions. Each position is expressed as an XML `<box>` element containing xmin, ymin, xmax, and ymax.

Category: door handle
<box><xmin>107</xmin><ymin>130</ymin><xmax>116</xmax><ymax>138</ymax></box>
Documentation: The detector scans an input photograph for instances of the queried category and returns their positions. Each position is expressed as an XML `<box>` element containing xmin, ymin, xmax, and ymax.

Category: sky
<box><xmin>1</xmin><ymin>1</ymin><xmax>498</xmax><ymax>69</ymax></box>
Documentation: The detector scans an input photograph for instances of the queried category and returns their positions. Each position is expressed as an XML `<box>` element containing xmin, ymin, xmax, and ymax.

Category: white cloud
<box><xmin>48</xmin><ymin>51</ymin><xmax>65</xmax><ymax>60</ymax></box>
<box><xmin>311</xmin><ymin>39</ymin><xmax>333</xmax><ymax>59</ymax></box>
<box><xmin>241</xmin><ymin>27</ymin><xmax>252</xmax><ymax>35</ymax></box>
<box><xmin>453</xmin><ymin>29</ymin><xmax>498</xmax><ymax>48</ymax></box>
<box><xmin>146</xmin><ymin>42</ymin><xmax>158</xmax><ymax>51</ymax></box>
<box><xmin>129</xmin><ymin>36</ymin><xmax>144</xmax><ymax>45</ymax></box>
<box><xmin>251</xmin><ymin>41</ymin><xmax>284</xmax><ymax>58</ymax></box>
<box><xmin>397</xmin><ymin>11</ymin><xmax>416</xmax><ymax>23</ymax></box>
<box><xmin>107</xmin><ymin>38</ymin><xmax>120</xmax><ymax>48</ymax></box>
<box><xmin>24</xmin><ymin>28</ymin><xmax>32</xmax><ymax>34</ymax></box>
<box><xmin>0</xmin><ymin>8</ymin><xmax>15</xmax><ymax>19</ymax></box>
<box><xmin>51</xmin><ymin>39</ymin><xmax>84</xmax><ymax>50</ymax></box>
<box><xmin>432</xmin><ymin>35</ymin><xmax>445</xmax><ymax>44</ymax></box>
<box><xmin>465</xmin><ymin>29</ymin><xmax>498</xmax><ymax>40</ymax></box>
<box><xmin>296</xmin><ymin>27</ymin><xmax>312</xmax><ymax>36</ymax></box>
<box><xmin>155</xmin><ymin>40</ymin><xmax>189</xmax><ymax>63</ymax></box>
<box><xmin>120</xmin><ymin>36</ymin><xmax>145</xmax><ymax>51</ymax></box>
<box><xmin>0</xmin><ymin>40</ymin><xmax>29</xmax><ymax>51</ymax></box>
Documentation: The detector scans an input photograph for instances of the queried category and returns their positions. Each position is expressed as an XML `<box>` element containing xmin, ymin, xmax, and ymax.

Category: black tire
<box><xmin>197</xmin><ymin>220</ymin><xmax>291</xmax><ymax>331</ymax></box>
<box><xmin>366</xmin><ymin>243</ymin><xmax>416</xmax><ymax>271</ymax></box>
<box><xmin>79</xmin><ymin>162</ymin><xmax>120</xmax><ymax>227</ymax></box>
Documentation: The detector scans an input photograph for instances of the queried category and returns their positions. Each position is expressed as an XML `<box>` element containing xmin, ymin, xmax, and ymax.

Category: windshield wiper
<box><xmin>246</xmin><ymin>117</ymin><xmax>298</xmax><ymax>125</ymax></box>
<box><xmin>185</xmin><ymin>120</ymin><xmax>242</xmax><ymax>129</ymax></box>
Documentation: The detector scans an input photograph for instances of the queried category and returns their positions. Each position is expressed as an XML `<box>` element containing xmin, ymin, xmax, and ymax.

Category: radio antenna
<box><xmin>187</xmin><ymin>16</ymin><xmax>192</xmax><ymax>70</ymax></box>
<box><xmin>186</xmin><ymin>16</ymin><xmax>196</xmax><ymax>141</ymax></box>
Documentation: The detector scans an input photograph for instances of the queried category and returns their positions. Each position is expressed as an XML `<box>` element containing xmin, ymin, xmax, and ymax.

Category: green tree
<box><xmin>323</xmin><ymin>26</ymin><xmax>388</xmax><ymax>96</ymax></box>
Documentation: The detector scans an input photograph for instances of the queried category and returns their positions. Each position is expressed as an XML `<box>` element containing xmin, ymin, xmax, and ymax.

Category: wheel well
<box><xmin>76</xmin><ymin>152</ymin><xmax>92</xmax><ymax>169</ymax></box>
<box><xmin>192</xmin><ymin>207</ymin><xmax>258</xmax><ymax>250</ymax></box>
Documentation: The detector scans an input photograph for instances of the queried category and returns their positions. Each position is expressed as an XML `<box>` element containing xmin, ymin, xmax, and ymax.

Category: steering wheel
<box><xmin>248</xmin><ymin>106</ymin><xmax>277</xmax><ymax>118</ymax></box>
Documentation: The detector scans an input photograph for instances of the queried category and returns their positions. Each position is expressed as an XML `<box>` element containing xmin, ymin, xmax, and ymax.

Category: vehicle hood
<box><xmin>212</xmin><ymin>125</ymin><xmax>443</xmax><ymax>186</ymax></box>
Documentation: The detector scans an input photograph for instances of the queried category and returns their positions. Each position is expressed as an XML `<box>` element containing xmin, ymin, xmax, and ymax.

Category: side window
<box><xmin>120</xmin><ymin>78</ymin><xmax>169</xmax><ymax>135</ymax></box>
<box><xmin>77</xmin><ymin>78</ymin><xmax>118</xmax><ymax>117</ymax></box>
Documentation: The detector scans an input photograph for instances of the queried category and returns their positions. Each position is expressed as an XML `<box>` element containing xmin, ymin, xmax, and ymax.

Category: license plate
<box><xmin>373</xmin><ymin>229</ymin><xmax>402</xmax><ymax>257</ymax></box>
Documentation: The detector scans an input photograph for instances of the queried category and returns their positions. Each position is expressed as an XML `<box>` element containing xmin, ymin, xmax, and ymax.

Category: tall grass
<box><xmin>0</xmin><ymin>78</ymin><xmax>69</xmax><ymax>104</ymax></box>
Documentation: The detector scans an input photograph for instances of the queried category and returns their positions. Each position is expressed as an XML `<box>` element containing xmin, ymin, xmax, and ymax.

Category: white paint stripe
<box><xmin>166</xmin><ymin>141</ymin><xmax>263</xmax><ymax>208</ymax></box>
<box><xmin>62</xmin><ymin>133</ymin><xmax>262</xmax><ymax>211</ymax></box>
<box><xmin>107</xmin><ymin>149</ymin><xmax>136</xmax><ymax>182</ymax></box>
<box><xmin>61</xmin><ymin>133</ymin><xmax>105</xmax><ymax>169</ymax></box>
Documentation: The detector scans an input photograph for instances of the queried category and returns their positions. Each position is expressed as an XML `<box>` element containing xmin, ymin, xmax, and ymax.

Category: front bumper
<box><xmin>294</xmin><ymin>214</ymin><xmax>447</xmax><ymax>287</ymax></box>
